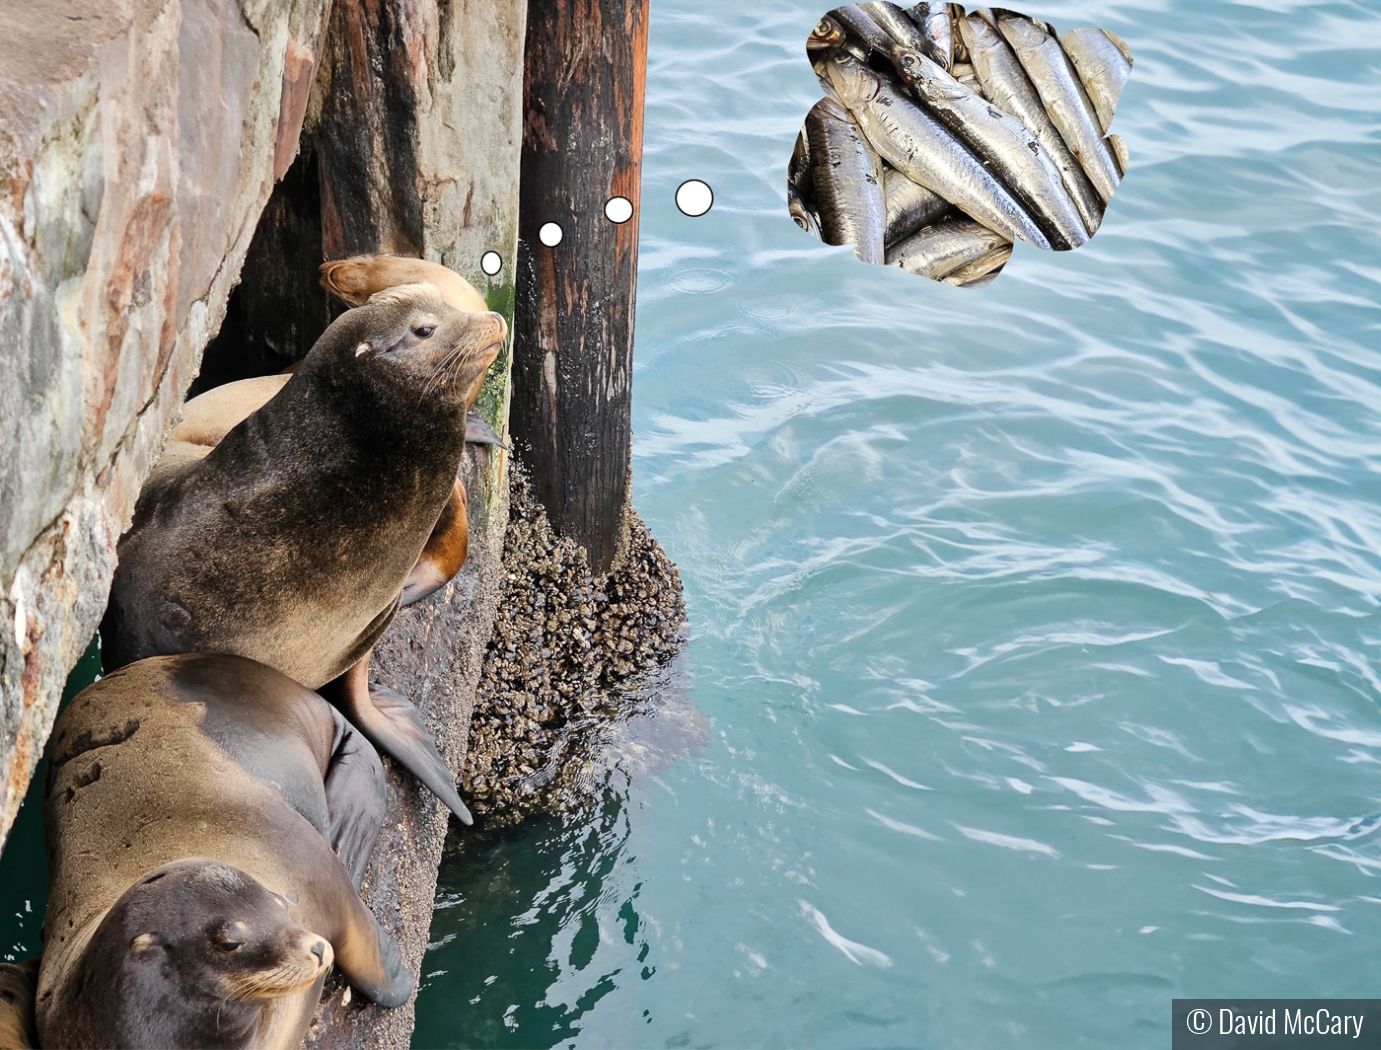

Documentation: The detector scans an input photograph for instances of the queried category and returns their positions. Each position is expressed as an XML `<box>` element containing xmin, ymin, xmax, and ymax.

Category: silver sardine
<box><xmin>890</xmin><ymin>45</ymin><xmax>1087</xmax><ymax>250</ymax></box>
<box><xmin>829</xmin><ymin>5</ymin><xmax>896</xmax><ymax>58</ymax></box>
<box><xmin>861</xmin><ymin>2</ymin><xmax>943</xmax><ymax>65</ymax></box>
<box><xmin>885</xmin><ymin>217</ymin><xmax>1012</xmax><ymax>280</ymax></box>
<box><xmin>825</xmin><ymin>49</ymin><xmax>1051</xmax><ymax>250</ymax></box>
<box><xmin>788</xmin><ymin>185</ymin><xmax>825</xmax><ymax>241</ymax></box>
<box><xmin>958</xmin><ymin>13</ymin><xmax>1104</xmax><ymax>236</ymax></box>
<box><xmin>905</xmin><ymin>3</ymin><xmax>952</xmax><ymax>69</ymax></box>
<box><xmin>1107</xmin><ymin>133</ymin><xmax>1129</xmax><ymax>176</ymax></box>
<box><xmin>804</xmin><ymin>95</ymin><xmax>887</xmax><ymax>263</ymax></box>
<box><xmin>998</xmin><ymin>12</ymin><xmax>1121</xmax><ymax>203</ymax></box>
<box><xmin>883</xmin><ymin>165</ymin><xmax>950</xmax><ymax>244</ymax></box>
<box><xmin>1060</xmin><ymin>27</ymin><xmax>1133</xmax><ymax>133</ymax></box>
<box><xmin>942</xmin><ymin>241</ymin><xmax>1013</xmax><ymax>285</ymax></box>
<box><xmin>789</xmin><ymin>128</ymin><xmax>814</xmax><ymax>198</ymax></box>
<box><xmin>948</xmin><ymin>60</ymin><xmax>981</xmax><ymax>94</ymax></box>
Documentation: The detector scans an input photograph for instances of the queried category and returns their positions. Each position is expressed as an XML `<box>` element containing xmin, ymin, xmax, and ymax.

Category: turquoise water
<box><xmin>415</xmin><ymin>1</ymin><xmax>1381</xmax><ymax>1047</ymax></box>
<box><xmin>3</xmin><ymin>2</ymin><xmax>1378</xmax><ymax>1048</ymax></box>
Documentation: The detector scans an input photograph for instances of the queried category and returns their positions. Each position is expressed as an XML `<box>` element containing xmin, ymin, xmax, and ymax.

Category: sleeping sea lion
<box><xmin>36</xmin><ymin>654</ymin><xmax>412</xmax><ymax>1050</ymax></box>
<box><xmin>101</xmin><ymin>282</ymin><xmax>505</xmax><ymax>823</ymax></box>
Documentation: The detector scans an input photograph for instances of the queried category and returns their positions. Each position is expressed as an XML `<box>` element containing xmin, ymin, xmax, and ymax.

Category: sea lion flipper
<box><xmin>331</xmin><ymin>902</ymin><xmax>413</xmax><ymax>1009</ymax></box>
<box><xmin>361</xmin><ymin>683</ymin><xmax>474</xmax><ymax>825</ymax></box>
<box><xmin>465</xmin><ymin>412</ymin><xmax>509</xmax><ymax>449</ymax></box>
<box><xmin>368</xmin><ymin>922</ymin><xmax>413</xmax><ymax>1008</ymax></box>
<box><xmin>331</xmin><ymin>662</ymin><xmax>474</xmax><ymax>825</ymax></box>
<box><xmin>400</xmin><ymin>479</ymin><xmax>469</xmax><ymax>608</ymax></box>
<box><xmin>322</xmin><ymin>707</ymin><xmax>388</xmax><ymax>890</ymax></box>
<box><xmin>0</xmin><ymin>959</ymin><xmax>39</xmax><ymax>1050</ymax></box>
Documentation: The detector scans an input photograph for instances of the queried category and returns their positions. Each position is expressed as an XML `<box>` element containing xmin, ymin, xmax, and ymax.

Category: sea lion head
<box><xmin>303</xmin><ymin>281</ymin><xmax>506</xmax><ymax>420</ymax></box>
<box><xmin>75</xmin><ymin>859</ymin><xmax>332</xmax><ymax>1047</ymax></box>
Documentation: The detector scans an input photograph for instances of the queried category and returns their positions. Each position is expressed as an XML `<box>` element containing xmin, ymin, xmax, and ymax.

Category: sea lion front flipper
<box><xmin>330</xmin><ymin>897</ymin><xmax>413</xmax><ymax>1009</ymax></box>
<box><xmin>465</xmin><ymin>412</ymin><xmax>509</xmax><ymax>449</ymax></box>
<box><xmin>0</xmin><ymin>959</ymin><xmax>39</xmax><ymax>1050</ymax></box>
<box><xmin>327</xmin><ymin>656</ymin><xmax>475</xmax><ymax>825</ymax></box>
<box><xmin>310</xmin><ymin>837</ymin><xmax>414</xmax><ymax>1009</ymax></box>
<box><xmin>400</xmin><ymin>479</ymin><xmax>469</xmax><ymax>608</ymax></box>
<box><xmin>322</xmin><ymin>706</ymin><xmax>388</xmax><ymax>890</ymax></box>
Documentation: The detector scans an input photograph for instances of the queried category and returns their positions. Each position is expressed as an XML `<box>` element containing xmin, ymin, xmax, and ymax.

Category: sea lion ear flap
<box><xmin>130</xmin><ymin>933</ymin><xmax>157</xmax><ymax>953</ymax></box>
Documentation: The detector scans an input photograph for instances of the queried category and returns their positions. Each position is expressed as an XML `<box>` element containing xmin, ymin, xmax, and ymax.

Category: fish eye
<box><xmin>413</xmin><ymin>324</ymin><xmax>436</xmax><ymax>338</ymax></box>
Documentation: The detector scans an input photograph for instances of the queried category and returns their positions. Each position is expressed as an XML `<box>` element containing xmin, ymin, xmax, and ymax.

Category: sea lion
<box><xmin>101</xmin><ymin>282</ymin><xmax>505</xmax><ymax>823</ymax></box>
<box><xmin>0</xmin><ymin>960</ymin><xmax>36</xmax><ymax>1050</ymax></box>
<box><xmin>320</xmin><ymin>254</ymin><xmax>508</xmax><ymax>447</ymax></box>
<box><xmin>36</xmin><ymin>654</ymin><xmax>412</xmax><ymax>1050</ymax></box>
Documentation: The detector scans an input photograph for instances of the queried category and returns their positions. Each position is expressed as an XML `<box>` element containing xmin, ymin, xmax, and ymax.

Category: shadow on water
<box><xmin>412</xmin><ymin>793</ymin><xmax>653</xmax><ymax>1050</ymax></box>
<box><xmin>0</xmin><ymin>636</ymin><xmax>102</xmax><ymax>962</ymax></box>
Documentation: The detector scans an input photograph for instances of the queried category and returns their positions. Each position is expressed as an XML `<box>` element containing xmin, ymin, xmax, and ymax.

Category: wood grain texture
<box><xmin>512</xmin><ymin>0</ymin><xmax>651</xmax><ymax>575</ymax></box>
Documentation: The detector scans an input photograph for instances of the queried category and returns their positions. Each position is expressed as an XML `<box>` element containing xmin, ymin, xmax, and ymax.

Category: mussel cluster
<box><xmin>789</xmin><ymin>4</ymin><xmax>1133</xmax><ymax>287</ymax></box>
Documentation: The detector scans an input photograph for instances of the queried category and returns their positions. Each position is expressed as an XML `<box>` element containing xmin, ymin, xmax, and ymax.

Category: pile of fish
<box><xmin>789</xmin><ymin>3</ymin><xmax>1133</xmax><ymax>287</ymax></box>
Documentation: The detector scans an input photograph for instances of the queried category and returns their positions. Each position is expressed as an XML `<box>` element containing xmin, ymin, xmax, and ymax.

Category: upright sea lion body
<box><xmin>102</xmin><ymin>282</ymin><xmax>505</xmax><ymax>821</ymax></box>
<box><xmin>37</xmin><ymin>655</ymin><xmax>411</xmax><ymax>1049</ymax></box>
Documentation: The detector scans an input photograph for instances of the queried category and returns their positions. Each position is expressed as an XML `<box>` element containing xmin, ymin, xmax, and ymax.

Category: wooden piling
<box><xmin>512</xmin><ymin>0</ymin><xmax>652</xmax><ymax>575</ymax></box>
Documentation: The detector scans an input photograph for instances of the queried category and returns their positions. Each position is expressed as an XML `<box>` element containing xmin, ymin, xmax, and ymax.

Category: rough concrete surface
<box><xmin>0</xmin><ymin>0</ymin><xmax>333</xmax><ymax>848</ymax></box>
<box><xmin>303</xmin><ymin>442</ymin><xmax>509</xmax><ymax>1050</ymax></box>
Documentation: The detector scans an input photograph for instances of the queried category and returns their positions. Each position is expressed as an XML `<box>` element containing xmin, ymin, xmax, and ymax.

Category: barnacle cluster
<box><xmin>462</xmin><ymin>469</ymin><xmax>689</xmax><ymax>824</ymax></box>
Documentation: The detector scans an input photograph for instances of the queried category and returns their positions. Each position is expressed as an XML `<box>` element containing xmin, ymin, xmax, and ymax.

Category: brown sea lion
<box><xmin>36</xmin><ymin>654</ymin><xmax>411</xmax><ymax>1049</ymax></box>
<box><xmin>0</xmin><ymin>960</ymin><xmax>36</xmax><ymax>1050</ymax></box>
<box><xmin>320</xmin><ymin>254</ymin><xmax>507</xmax><ymax>447</ymax></box>
<box><xmin>101</xmin><ymin>282</ymin><xmax>505</xmax><ymax>823</ymax></box>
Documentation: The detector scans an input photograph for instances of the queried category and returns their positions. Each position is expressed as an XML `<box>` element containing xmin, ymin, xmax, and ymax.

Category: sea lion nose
<box><xmin>310</xmin><ymin>939</ymin><xmax>331</xmax><ymax>967</ymax></box>
<box><xmin>484</xmin><ymin>311</ymin><xmax>507</xmax><ymax>342</ymax></box>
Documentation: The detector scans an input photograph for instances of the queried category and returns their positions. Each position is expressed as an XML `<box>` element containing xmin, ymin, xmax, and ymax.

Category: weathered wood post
<box><xmin>512</xmin><ymin>0</ymin><xmax>652</xmax><ymax>574</ymax></box>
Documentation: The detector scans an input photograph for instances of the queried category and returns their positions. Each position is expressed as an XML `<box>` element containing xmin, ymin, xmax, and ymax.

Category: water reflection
<box><xmin>0</xmin><ymin>637</ymin><xmax>102</xmax><ymax>963</ymax></box>
<box><xmin>413</xmin><ymin>795</ymin><xmax>651</xmax><ymax>1050</ymax></box>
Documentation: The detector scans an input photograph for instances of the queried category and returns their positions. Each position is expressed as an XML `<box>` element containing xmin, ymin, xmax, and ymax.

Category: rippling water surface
<box><xmin>415</xmin><ymin>1</ymin><xmax>1381</xmax><ymax>1047</ymax></box>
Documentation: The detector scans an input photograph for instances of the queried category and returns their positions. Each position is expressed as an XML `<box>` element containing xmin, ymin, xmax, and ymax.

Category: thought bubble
<box><xmin>538</xmin><ymin>222</ymin><xmax>564</xmax><ymax>247</ymax></box>
<box><xmin>675</xmin><ymin>180</ymin><xmax>714</xmax><ymax>217</ymax></box>
<box><xmin>480</xmin><ymin>251</ymin><xmax>502</xmax><ymax>276</ymax></box>
<box><xmin>605</xmin><ymin>196</ymin><xmax>634</xmax><ymax>223</ymax></box>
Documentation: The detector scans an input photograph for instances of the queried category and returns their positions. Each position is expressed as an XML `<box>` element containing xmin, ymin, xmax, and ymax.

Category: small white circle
<box><xmin>480</xmin><ymin>251</ymin><xmax>502</xmax><ymax>276</ymax></box>
<box><xmin>675</xmin><ymin>179</ymin><xmax>713</xmax><ymax>217</ymax></box>
<box><xmin>604</xmin><ymin>196</ymin><xmax>634</xmax><ymax>224</ymax></box>
<box><xmin>538</xmin><ymin>222</ymin><xmax>564</xmax><ymax>247</ymax></box>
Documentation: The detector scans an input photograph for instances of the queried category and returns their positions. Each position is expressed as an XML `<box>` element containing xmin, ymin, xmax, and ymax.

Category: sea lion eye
<box><xmin>214</xmin><ymin>921</ymin><xmax>249</xmax><ymax>951</ymax></box>
<box><xmin>413</xmin><ymin>324</ymin><xmax>436</xmax><ymax>338</ymax></box>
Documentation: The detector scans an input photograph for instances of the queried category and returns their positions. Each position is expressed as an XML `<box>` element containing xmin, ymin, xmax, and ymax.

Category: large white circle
<box><xmin>480</xmin><ymin>251</ymin><xmax>502</xmax><ymax>276</ymax></box>
<box><xmin>604</xmin><ymin>195</ymin><xmax>634</xmax><ymax>223</ymax></box>
<box><xmin>538</xmin><ymin>222</ymin><xmax>564</xmax><ymax>247</ymax></box>
<box><xmin>675</xmin><ymin>179</ymin><xmax>714</xmax><ymax>217</ymax></box>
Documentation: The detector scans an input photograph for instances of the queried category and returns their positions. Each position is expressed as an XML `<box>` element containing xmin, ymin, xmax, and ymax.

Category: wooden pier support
<box><xmin>512</xmin><ymin>0</ymin><xmax>652</xmax><ymax>575</ymax></box>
